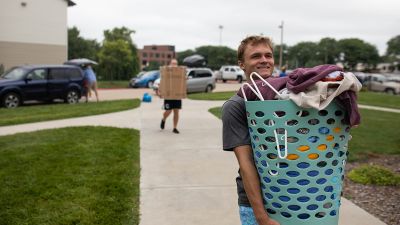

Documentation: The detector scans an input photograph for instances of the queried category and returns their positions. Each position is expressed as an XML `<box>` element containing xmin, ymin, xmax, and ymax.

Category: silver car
<box><xmin>153</xmin><ymin>67</ymin><xmax>216</xmax><ymax>93</ymax></box>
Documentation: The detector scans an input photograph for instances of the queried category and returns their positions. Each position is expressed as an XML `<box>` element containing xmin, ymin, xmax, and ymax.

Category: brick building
<box><xmin>138</xmin><ymin>45</ymin><xmax>175</xmax><ymax>69</ymax></box>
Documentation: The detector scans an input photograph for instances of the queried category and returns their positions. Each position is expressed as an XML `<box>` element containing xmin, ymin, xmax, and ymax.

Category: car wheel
<box><xmin>385</xmin><ymin>88</ymin><xmax>395</xmax><ymax>95</ymax></box>
<box><xmin>222</xmin><ymin>79</ymin><xmax>227</xmax><ymax>83</ymax></box>
<box><xmin>147</xmin><ymin>81</ymin><xmax>154</xmax><ymax>88</ymax></box>
<box><xmin>205</xmin><ymin>85</ymin><xmax>213</xmax><ymax>93</ymax></box>
<box><xmin>2</xmin><ymin>92</ymin><xmax>21</xmax><ymax>108</ymax></box>
<box><xmin>237</xmin><ymin>76</ymin><xmax>243</xmax><ymax>83</ymax></box>
<box><xmin>65</xmin><ymin>89</ymin><xmax>79</xmax><ymax>104</ymax></box>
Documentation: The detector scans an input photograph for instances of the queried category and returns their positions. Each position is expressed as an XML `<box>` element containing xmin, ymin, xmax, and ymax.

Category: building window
<box><xmin>143</xmin><ymin>52</ymin><xmax>147</xmax><ymax>57</ymax></box>
<box><xmin>152</xmin><ymin>46</ymin><xmax>157</xmax><ymax>50</ymax></box>
<box><xmin>167</xmin><ymin>54</ymin><xmax>171</xmax><ymax>59</ymax></box>
<box><xmin>155</xmin><ymin>53</ymin><xmax>160</xmax><ymax>58</ymax></box>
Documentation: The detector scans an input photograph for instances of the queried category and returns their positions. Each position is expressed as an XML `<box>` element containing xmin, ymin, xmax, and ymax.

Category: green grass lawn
<box><xmin>192</xmin><ymin>91</ymin><xmax>400</xmax><ymax>109</ymax></box>
<box><xmin>209</xmin><ymin>107</ymin><xmax>399</xmax><ymax>161</ymax></box>
<box><xmin>0</xmin><ymin>99</ymin><xmax>140</xmax><ymax>126</ymax></box>
<box><xmin>188</xmin><ymin>91</ymin><xmax>235</xmax><ymax>101</ymax></box>
<box><xmin>357</xmin><ymin>91</ymin><xmax>400</xmax><ymax>109</ymax></box>
<box><xmin>98</xmin><ymin>80</ymin><xmax>130</xmax><ymax>89</ymax></box>
<box><xmin>0</xmin><ymin>126</ymin><xmax>140</xmax><ymax>225</ymax></box>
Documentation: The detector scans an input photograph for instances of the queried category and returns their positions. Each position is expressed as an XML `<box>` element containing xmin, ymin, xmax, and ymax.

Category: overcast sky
<box><xmin>68</xmin><ymin>0</ymin><xmax>400</xmax><ymax>55</ymax></box>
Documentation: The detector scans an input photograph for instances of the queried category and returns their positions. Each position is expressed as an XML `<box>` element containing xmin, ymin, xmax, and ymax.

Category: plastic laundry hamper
<box><xmin>242</xmin><ymin>73</ymin><xmax>351</xmax><ymax>225</ymax></box>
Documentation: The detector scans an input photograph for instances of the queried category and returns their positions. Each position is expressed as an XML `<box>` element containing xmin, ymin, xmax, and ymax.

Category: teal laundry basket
<box><xmin>245</xmin><ymin>99</ymin><xmax>350</xmax><ymax>225</ymax></box>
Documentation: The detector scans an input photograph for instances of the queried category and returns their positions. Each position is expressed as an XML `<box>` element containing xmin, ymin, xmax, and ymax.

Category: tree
<box><xmin>194</xmin><ymin>46</ymin><xmax>237</xmax><ymax>70</ymax></box>
<box><xmin>386</xmin><ymin>35</ymin><xmax>400</xmax><ymax>56</ymax></box>
<box><xmin>97</xmin><ymin>40</ymin><xmax>134</xmax><ymax>80</ymax></box>
<box><xmin>99</xmin><ymin>27</ymin><xmax>140</xmax><ymax>79</ymax></box>
<box><xmin>318</xmin><ymin>38</ymin><xmax>339</xmax><ymax>64</ymax></box>
<box><xmin>337</xmin><ymin>38</ymin><xmax>379</xmax><ymax>70</ymax></box>
<box><xmin>288</xmin><ymin>42</ymin><xmax>321</xmax><ymax>68</ymax></box>
<box><xmin>146</xmin><ymin>61</ymin><xmax>161</xmax><ymax>71</ymax></box>
<box><xmin>68</xmin><ymin>26</ymin><xmax>100</xmax><ymax>60</ymax></box>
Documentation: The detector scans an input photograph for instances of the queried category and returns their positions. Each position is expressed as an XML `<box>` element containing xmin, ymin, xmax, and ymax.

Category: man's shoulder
<box><xmin>223</xmin><ymin>94</ymin><xmax>244</xmax><ymax>108</ymax></box>
<box><xmin>222</xmin><ymin>94</ymin><xmax>245</xmax><ymax>115</ymax></box>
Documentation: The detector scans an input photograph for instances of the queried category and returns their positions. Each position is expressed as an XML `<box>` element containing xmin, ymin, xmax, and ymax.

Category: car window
<box><xmin>49</xmin><ymin>68</ymin><xmax>68</xmax><ymax>80</ymax></box>
<box><xmin>67</xmin><ymin>68</ymin><xmax>82</xmax><ymax>79</ymax></box>
<box><xmin>195</xmin><ymin>70</ymin><xmax>212</xmax><ymax>78</ymax></box>
<box><xmin>188</xmin><ymin>71</ymin><xmax>196</xmax><ymax>77</ymax></box>
<box><xmin>224</xmin><ymin>68</ymin><xmax>229</xmax><ymax>72</ymax></box>
<box><xmin>230</xmin><ymin>68</ymin><xmax>235</xmax><ymax>72</ymax></box>
<box><xmin>1</xmin><ymin>67</ymin><xmax>28</xmax><ymax>79</ymax></box>
<box><xmin>27</xmin><ymin>69</ymin><xmax>46</xmax><ymax>80</ymax></box>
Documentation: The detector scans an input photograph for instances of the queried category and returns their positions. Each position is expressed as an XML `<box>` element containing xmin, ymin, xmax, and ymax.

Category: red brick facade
<box><xmin>138</xmin><ymin>45</ymin><xmax>175</xmax><ymax>69</ymax></box>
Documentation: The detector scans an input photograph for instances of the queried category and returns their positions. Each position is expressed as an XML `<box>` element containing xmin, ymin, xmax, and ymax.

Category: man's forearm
<box><xmin>234</xmin><ymin>146</ymin><xmax>269</xmax><ymax>221</ymax></box>
<box><xmin>239</xmin><ymin>157</ymin><xmax>269</xmax><ymax>220</ymax></box>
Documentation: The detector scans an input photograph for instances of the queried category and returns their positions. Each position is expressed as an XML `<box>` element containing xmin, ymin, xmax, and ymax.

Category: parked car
<box><xmin>129</xmin><ymin>70</ymin><xmax>159</xmax><ymax>88</ymax></box>
<box><xmin>153</xmin><ymin>67</ymin><xmax>216</xmax><ymax>94</ymax></box>
<box><xmin>214</xmin><ymin>65</ymin><xmax>245</xmax><ymax>83</ymax></box>
<box><xmin>364</xmin><ymin>73</ymin><xmax>400</xmax><ymax>95</ymax></box>
<box><xmin>0</xmin><ymin>65</ymin><xmax>84</xmax><ymax>108</ymax></box>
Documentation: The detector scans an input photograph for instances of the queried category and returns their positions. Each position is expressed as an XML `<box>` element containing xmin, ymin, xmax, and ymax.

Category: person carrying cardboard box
<box><xmin>159</xmin><ymin>59</ymin><xmax>187</xmax><ymax>134</ymax></box>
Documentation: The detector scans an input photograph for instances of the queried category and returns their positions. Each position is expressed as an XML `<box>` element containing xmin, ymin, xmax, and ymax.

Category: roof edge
<box><xmin>67</xmin><ymin>0</ymin><xmax>76</xmax><ymax>7</ymax></box>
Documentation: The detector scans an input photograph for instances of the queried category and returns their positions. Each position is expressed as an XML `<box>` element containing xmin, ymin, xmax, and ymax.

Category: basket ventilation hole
<box><xmin>308</xmin><ymin>153</ymin><xmax>319</xmax><ymax>160</ymax></box>
<box><xmin>274</xmin><ymin>111</ymin><xmax>286</xmax><ymax>117</ymax></box>
<box><xmin>327</xmin><ymin>118</ymin><xmax>335</xmax><ymax>124</ymax></box>
<box><xmin>286</xmin><ymin>119</ymin><xmax>298</xmax><ymax>126</ymax></box>
<box><xmin>308</xmin><ymin>119</ymin><xmax>320</xmax><ymax>125</ymax></box>
<box><xmin>297</xmin><ymin>145</ymin><xmax>310</xmax><ymax>152</ymax></box>
<box><xmin>317</xmin><ymin>144</ymin><xmax>328</xmax><ymax>151</ymax></box>
<box><xmin>326</xmin><ymin>135</ymin><xmax>334</xmax><ymax>141</ymax></box>
<box><xmin>264</xmin><ymin>119</ymin><xmax>275</xmax><ymax>126</ymax></box>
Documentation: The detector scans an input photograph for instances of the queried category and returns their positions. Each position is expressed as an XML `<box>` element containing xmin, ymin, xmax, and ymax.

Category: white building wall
<box><xmin>0</xmin><ymin>0</ymin><xmax>67</xmax><ymax>46</ymax></box>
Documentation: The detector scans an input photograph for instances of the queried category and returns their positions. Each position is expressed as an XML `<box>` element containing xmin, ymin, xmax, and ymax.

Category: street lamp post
<box><xmin>218</xmin><ymin>25</ymin><xmax>224</xmax><ymax>46</ymax></box>
<box><xmin>278</xmin><ymin>21</ymin><xmax>284</xmax><ymax>70</ymax></box>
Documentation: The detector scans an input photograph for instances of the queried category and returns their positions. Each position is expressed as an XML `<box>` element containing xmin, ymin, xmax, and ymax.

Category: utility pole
<box><xmin>278</xmin><ymin>21</ymin><xmax>284</xmax><ymax>70</ymax></box>
<box><xmin>218</xmin><ymin>25</ymin><xmax>224</xmax><ymax>46</ymax></box>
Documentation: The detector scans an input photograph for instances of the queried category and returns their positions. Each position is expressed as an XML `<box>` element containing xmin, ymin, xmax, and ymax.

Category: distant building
<box><xmin>138</xmin><ymin>45</ymin><xmax>175</xmax><ymax>69</ymax></box>
<box><xmin>0</xmin><ymin>0</ymin><xmax>75</xmax><ymax>71</ymax></box>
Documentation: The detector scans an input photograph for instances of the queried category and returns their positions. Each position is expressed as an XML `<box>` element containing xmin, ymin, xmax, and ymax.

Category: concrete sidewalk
<box><xmin>0</xmin><ymin>95</ymin><xmax>387</xmax><ymax>225</ymax></box>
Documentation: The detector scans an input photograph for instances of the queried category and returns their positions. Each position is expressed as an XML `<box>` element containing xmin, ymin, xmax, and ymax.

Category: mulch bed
<box><xmin>343</xmin><ymin>154</ymin><xmax>400</xmax><ymax>225</ymax></box>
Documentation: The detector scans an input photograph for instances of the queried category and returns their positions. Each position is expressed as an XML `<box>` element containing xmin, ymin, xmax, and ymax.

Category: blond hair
<box><xmin>238</xmin><ymin>35</ymin><xmax>274</xmax><ymax>62</ymax></box>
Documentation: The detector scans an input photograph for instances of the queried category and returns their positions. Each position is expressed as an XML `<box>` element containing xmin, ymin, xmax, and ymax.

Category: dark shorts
<box><xmin>164</xmin><ymin>99</ymin><xmax>182</xmax><ymax>110</ymax></box>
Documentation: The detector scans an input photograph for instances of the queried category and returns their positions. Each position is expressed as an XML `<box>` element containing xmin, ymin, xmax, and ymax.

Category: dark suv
<box><xmin>0</xmin><ymin>65</ymin><xmax>84</xmax><ymax>108</ymax></box>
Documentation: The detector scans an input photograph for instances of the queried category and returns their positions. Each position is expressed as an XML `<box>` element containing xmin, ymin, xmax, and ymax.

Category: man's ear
<box><xmin>238</xmin><ymin>61</ymin><xmax>245</xmax><ymax>71</ymax></box>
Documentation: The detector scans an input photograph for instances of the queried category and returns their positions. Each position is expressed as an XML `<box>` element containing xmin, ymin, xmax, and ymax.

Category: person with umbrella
<box><xmin>83</xmin><ymin>64</ymin><xmax>99</xmax><ymax>102</ymax></box>
<box><xmin>65</xmin><ymin>58</ymin><xmax>99</xmax><ymax>102</ymax></box>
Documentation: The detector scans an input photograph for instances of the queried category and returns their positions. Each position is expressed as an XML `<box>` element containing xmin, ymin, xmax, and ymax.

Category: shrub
<box><xmin>348</xmin><ymin>164</ymin><xmax>400</xmax><ymax>186</ymax></box>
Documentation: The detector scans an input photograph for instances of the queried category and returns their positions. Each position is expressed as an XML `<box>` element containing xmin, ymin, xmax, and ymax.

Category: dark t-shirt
<box><xmin>221</xmin><ymin>94</ymin><xmax>251</xmax><ymax>207</ymax></box>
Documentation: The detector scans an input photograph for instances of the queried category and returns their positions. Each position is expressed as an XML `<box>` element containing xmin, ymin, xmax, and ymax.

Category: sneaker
<box><xmin>173</xmin><ymin>128</ymin><xmax>179</xmax><ymax>134</ymax></box>
<box><xmin>160</xmin><ymin>119</ymin><xmax>165</xmax><ymax>129</ymax></box>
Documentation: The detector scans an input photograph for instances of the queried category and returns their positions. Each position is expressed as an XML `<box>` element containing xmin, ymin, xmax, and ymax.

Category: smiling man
<box><xmin>222</xmin><ymin>36</ymin><xmax>279</xmax><ymax>225</ymax></box>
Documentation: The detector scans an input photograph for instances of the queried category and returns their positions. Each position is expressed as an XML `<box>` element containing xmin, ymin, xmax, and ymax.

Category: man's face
<box><xmin>239</xmin><ymin>43</ymin><xmax>274</xmax><ymax>80</ymax></box>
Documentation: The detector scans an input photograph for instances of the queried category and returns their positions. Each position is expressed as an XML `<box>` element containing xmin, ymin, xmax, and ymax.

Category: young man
<box><xmin>160</xmin><ymin>59</ymin><xmax>181</xmax><ymax>134</ymax></box>
<box><xmin>222</xmin><ymin>36</ymin><xmax>280</xmax><ymax>225</ymax></box>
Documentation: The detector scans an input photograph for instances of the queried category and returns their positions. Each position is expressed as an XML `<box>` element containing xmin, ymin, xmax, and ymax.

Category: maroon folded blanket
<box><xmin>287</xmin><ymin>64</ymin><xmax>343</xmax><ymax>93</ymax></box>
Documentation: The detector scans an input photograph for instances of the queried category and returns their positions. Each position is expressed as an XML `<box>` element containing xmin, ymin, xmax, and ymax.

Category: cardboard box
<box><xmin>160</xmin><ymin>66</ymin><xmax>187</xmax><ymax>99</ymax></box>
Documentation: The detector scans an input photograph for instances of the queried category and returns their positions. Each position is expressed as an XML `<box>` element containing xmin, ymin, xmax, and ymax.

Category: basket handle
<box><xmin>274</xmin><ymin>128</ymin><xmax>288</xmax><ymax>159</ymax></box>
<box><xmin>240</xmin><ymin>82</ymin><xmax>264</xmax><ymax>101</ymax></box>
<box><xmin>250</xmin><ymin>72</ymin><xmax>283</xmax><ymax>100</ymax></box>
